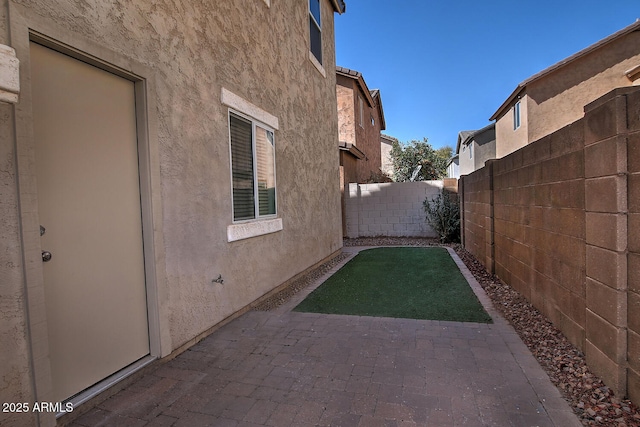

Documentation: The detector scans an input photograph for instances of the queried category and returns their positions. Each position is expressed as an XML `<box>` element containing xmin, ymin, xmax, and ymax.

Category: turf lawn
<box><xmin>293</xmin><ymin>247</ymin><xmax>492</xmax><ymax>323</ymax></box>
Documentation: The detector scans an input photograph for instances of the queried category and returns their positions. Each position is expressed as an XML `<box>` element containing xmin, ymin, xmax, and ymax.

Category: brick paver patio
<box><xmin>66</xmin><ymin>247</ymin><xmax>581</xmax><ymax>426</ymax></box>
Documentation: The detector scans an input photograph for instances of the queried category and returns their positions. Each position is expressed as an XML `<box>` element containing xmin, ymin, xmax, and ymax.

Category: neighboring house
<box><xmin>446</xmin><ymin>154</ymin><xmax>460</xmax><ymax>179</ymax></box>
<box><xmin>336</xmin><ymin>66</ymin><xmax>386</xmax><ymax>236</ymax></box>
<box><xmin>0</xmin><ymin>1</ymin><xmax>345</xmax><ymax>425</ymax></box>
<box><xmin>491</xmin><ymin>20</ymin><xmax>640</xmax><ymax>158</ymax></box>
<box><xmin>380</xmin><ymin>133</ymin><xmax>397</xmax><ymax>177</ymax></box>
<box><xmin>456</xmin><ymin>123</ymin><xmax>496</xmax><ymax>175</ymax></box>
<box><xmin>336</xmin><ymin>66</ymin><xmax>386</xmax><ymax>184</ymax></box>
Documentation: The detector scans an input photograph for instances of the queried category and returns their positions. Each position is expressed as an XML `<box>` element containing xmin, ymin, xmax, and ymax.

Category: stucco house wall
<box><xmin>473</xmin><ymin>126</ymin><xmax>497</xmax><ymax>171</ymax></box>
<box><xmin>459</xmin><ymin>142</ymin><xmax>474</xmax><ymax>176</ymax></box>
<box><xmin>0</xmin><ymin>0</ymin><xmax>344</xmax><ymax>425</ymax></box>
<box><xmin>336</xmin><ymin>78</ymin><xmax>356</xmax><ymax>146</ymax></box>
<box><xmin>446</xmin><ymin>155</ymin><xmax>460</xmax><ymax>179</ymax></box>
<box><xmin>336</xmin><ymin>67</ymin><xmax>384</xmax><ymax>183</ymax></box>
<box><xmin>527</xmin><ymin>30</ymin><xmax>640</xmax><ymax>144</ymax></box>
<box><xmin>380</xmin><ymin>133</ymin><xmax>396</xmax><ymax>176</ymax></box>
<box><xmin>457</xmin><ymin>124</ymin><xmax>497</xmax><ymax>175</ymax></box>
<box><xmin>495</xmin><ymin>95</ymin><xmax>529</xmax><ymax>158</ymax></box>
<box><xmin>361</xmin><ymin>90</ymin><xmax>384</xmax><ymax>181</ymax></box>
<box><xmin>493</xmin><ymin>21</ymin><xmax>640</xmax><ymax>159</ymax></box>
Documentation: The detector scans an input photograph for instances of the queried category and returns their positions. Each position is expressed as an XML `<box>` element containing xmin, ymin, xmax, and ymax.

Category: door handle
<box><xmin>42</xmin><ymin>251</ymin><xmax>52</xmax><ymax>262</ymax></box>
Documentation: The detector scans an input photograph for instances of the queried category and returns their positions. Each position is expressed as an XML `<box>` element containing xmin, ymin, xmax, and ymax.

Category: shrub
<box><xmin>423</xmin><ymin>189</ymin><xmax>460</xmax><ymax>243</ymax></box>
<box><xmin>363</xmin><ymin>170</ymin><xmax>394</xmax><ymax>183</ymax></box>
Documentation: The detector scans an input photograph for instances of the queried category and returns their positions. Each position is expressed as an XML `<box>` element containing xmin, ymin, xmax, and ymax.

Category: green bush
<box><xmin>423</xmin><ymin>189</ymin><xmax>460</xmax><ymax>243</ymax></box>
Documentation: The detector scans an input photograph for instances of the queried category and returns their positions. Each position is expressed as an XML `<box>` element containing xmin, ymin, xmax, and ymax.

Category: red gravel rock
<box><xmin>451</xmin><ymin>243</ymin><xmax>640</xmax><ymax>427</ymax></box>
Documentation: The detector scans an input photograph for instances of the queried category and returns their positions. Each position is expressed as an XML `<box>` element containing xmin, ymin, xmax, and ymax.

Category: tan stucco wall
<box><xmin>495</xmin><ymin>94</ymin><xmax>528</xmax><ymax>158</ymax></box>
<box><xmin>527</xmin><ymin>31</ymin><xmax>640</xmax><ymax>143</ymax></box>
<box><xmin>0</xmin><ymin>2</ymin><xmax>38</xmax><ymax>426</ymax></box>
<box><xmin>336</xmin><ymin>75</ymin><xmax>383</xmax><ymax>182</ymax></box>
<box><xmin>380</xmin><ymin>137</ymin><xmax>393</xmax><ymax>176</ymax></box>
<box><xmin>495</xmin><ymin>30</ymin><xmax>640</xmax><ymax>158</ymax></box>
<box><xmin>459</xmin><ymin>144</ymin><xmax>474</xmax><ymax>175</ymax></box>
<box><xmin>356</xmin><ymin>94</ymin><xmax>383</xmax><ymax>182</ymax></box>
<box><xmin>0</xmin><ymin>0</ymin><xmax>342</xmax><ymax>424</ymax></box>
<box><xmin>337</xmin><ymin>75</ymin><xmax>356</xmax><ymax>145</ymax></box>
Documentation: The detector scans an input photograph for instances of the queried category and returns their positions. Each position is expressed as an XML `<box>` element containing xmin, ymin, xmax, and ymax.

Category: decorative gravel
<box><xmin>451</xmin><ymin>243</ymin><xmax>640</xmax><ymax>427</ymax></box>
<box><xmin>256</xmin><ymin>236</ymin><xmax>640</xmax><ymax>426</ymax></box>
<box><xmin>252</xmin><ymin>252</ymin><xmax>351</xmax><ymax>311</ymax></box>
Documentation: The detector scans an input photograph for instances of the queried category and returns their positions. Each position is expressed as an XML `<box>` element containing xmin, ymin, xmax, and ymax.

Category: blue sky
<box><xmin>335</xmin><ymin>1</ymin><xmax>639</xmax><ymax>150</ymax></box>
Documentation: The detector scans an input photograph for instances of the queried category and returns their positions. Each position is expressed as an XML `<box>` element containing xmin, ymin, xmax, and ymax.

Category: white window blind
<box><xmin>230</xmin><ymin>113</ymin><xmax>255</xmax><ymax>221</ymax></box>
<box><xmin>229</xmin><ymin>112</ymin><xmax>277</xmax><ymax>222</ymax></box>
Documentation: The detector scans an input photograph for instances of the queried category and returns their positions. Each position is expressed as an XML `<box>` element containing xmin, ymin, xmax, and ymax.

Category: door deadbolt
<box><xmin>42</xmin><ymin>251</ymin><xmax>52</xmax><ymax>262</ymax></box>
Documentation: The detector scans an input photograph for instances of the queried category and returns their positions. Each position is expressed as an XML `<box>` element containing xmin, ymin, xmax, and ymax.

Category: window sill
<box><xmin>309</xmin><ymin>51</ymin><xmax>326</xmax><ymax>78</ymax></box>
<box><xmin>227</xmin><ymin>218</ymin><xmax>283</xmax><ymax>242</ymax></box>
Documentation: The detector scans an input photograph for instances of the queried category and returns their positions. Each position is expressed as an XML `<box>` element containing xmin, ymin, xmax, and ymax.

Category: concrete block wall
<box><xmin>460</xmin><ymin>163</ymin><xmax>494</xmax><ymax>273</ymax></box>
<box><xmin>583</xmin><ymin>89</ymin><xmax>631</xmax><ymax>400</ymax></box>
<box><xmin>460</xmin><ymin>86</ymin><xmax>640</xmax><ymax>403</ymax></box>
<box><xmin>628</xmin><ymin>89</ymin><xmax>640</xmax><ymax>403</ymax></box>
<box><xmin>344</xmin><ymin>181</ymin><xmax>443</xmax><ymax>238</ymax></box>
<box><xmin>494</xmin><ymin>121</ymin><xmax>586</xmax><ymax>351</ymax></box>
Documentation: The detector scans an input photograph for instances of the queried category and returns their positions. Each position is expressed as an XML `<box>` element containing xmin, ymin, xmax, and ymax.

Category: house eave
<box><xmin>489</xmin><ymin>87</ymin><xmax>525</xmax><ymax>121</ymax></box>
<box><xmin>456</xmin><ymin>123</ymin><xmax>495</xmax><ymax>154</ymax></box>
<box><xmin>339</xmin><ymin>141</ymin><xmax>365</xmax><ymax>159</ymax></box>
<box><xmin>336</xmin><ymin>66</ymin><xmax>375</xmax><ymax>107</ymax></box>
<box><xmin>330</xmin><ymin>0</ymin><xmax>346</xmax><ymax>14</ymax></box>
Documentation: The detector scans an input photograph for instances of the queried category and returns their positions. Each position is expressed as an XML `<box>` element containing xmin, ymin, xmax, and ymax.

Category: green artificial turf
<box><xmin>294</xmin><ymin>247</ymin><xmax>492</xmax><ymax>323</ymax></box>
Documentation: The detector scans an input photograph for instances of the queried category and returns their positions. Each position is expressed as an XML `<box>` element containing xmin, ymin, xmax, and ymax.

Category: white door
<box><xmin>31</xmin><ymin>42</ymin><xmax>150</xmax><ymax>402</ymax></box>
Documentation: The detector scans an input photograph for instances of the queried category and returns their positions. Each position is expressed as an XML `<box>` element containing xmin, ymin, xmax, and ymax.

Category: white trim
<box><xmin>221</xmin><ymin>87</ymin><xmax>279</xmax><ymax>130</ymax></box>
<box><xmin>308</xmin><ymin>51</ymin><xmax>326</xmax><ymax>77</ymax></box>
<box><xmin>227</xmin><ymin>110</ymin><xmax>278</xmax><ymax>222</ymax></box>
<box><xmin>262</xmin><ymin>0</ymin><xmax>271</xmax><ymax>7</ymax></box>
<box><xmin>227</xmin><ymin>218</ymin><xmax>283</xmax><ymax>242</ymax></box>
<box><xmin>0</xmin><ymin>44</ymin><xmax>20</xmax><ymax>103</ymax></box>
<box><xmin>513</xmin><ymin>100</ymin><xmax>521</xmax><ymax>130</ymax></box>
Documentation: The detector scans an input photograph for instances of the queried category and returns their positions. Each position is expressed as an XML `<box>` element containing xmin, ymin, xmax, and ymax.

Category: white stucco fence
<box><xmin>344</xmin><ymin>181</ymin><xmax>444</xmax><ymax>238</ymax></box>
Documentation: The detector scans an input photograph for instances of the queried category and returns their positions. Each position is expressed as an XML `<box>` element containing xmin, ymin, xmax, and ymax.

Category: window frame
<box><xmin>309</xmin><ymin>0</ymin><xmax>322</xmax><ymax>65</ymax></box>
<box><xmin>513</xmin><ymin>100</ymin><xmax>521</xmax><ymax>130</ymax></box>
<box><xmin>228</xmin><ymin>109</ymin><xmax>278</xmax><ymax>224</ymax></box>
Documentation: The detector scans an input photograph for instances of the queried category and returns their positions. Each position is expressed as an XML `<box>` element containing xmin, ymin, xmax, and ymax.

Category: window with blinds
<box><xmin>229</xmin><ymin>112</ymin><xmax>277</xmax><ymax>221</ymax></box>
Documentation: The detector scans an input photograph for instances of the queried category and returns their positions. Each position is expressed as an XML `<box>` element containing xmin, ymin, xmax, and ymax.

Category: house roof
<box><xmin>336</xmin><ymin>66</ymin><xmax>386</xmax><ymax>130</ymax></box>
<box><xmin>330</xmin><ymin>0</ymin><xmax>346</xmax><ymax>14</ymax></box>
<box><xmin>336</xmin><ymin>66</ymin><xmax>375</xmax><ymax>107</ymax></box>
<box><xmin>456</xmin><ymin>123</ymin><xmax>495</xmax><ymax>154</ymax></box>
<box><xmin>489</xmin><ymin>19</ymin><xmax>640</xmax><ymax>121</ymax></box>
<box><xmin>380</xmin><ymin>134</ymin><xmax>398</xmax><ymax>145</ymax></box>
